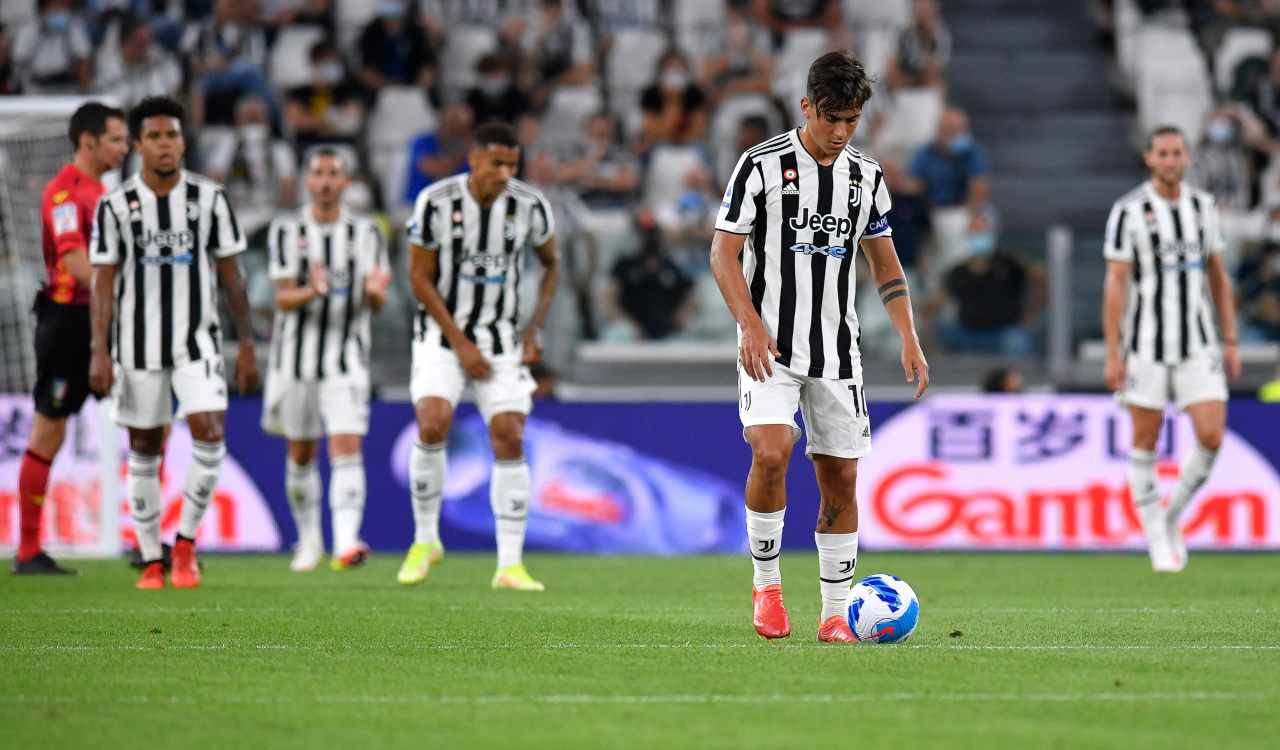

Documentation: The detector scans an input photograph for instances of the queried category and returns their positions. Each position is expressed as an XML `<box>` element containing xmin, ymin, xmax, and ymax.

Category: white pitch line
<box><xmin>0</xmin><ymin>692</ymin><xmax>1266</xmax><ymax>706</ymax></box>
<box><xmin>3</xmin><ymin>607</ymin><xmax>1277</xmax><ymax>617</ymax></box>
<box><xmin>3</xmin><ymin>643</ymin><xmax>1279</xmax><ymax>653</ymax></box>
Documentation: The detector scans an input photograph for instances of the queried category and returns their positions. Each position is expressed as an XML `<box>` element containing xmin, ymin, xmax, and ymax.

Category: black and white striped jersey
<box><xmin>1103</xmin><ymin>180</ymin><xmax>1224</xmax><ymax>364</ymax></box>
<box><xmin>406</xmin><ymin>175</ymin><xmax>555</xmax><ymax>356</ymax></box>
<box><xmin>267</xmin><ymin>208</ymin><xmax>387</xmax><ymax>381</ymax></box>
<box><xmin>715</xmin><ymin>128</ymin><xmax>893</xmax><ymax>380</ymax></box>
<box><xmin>89</xmin><ymin>170</ymin><xmax>245</xmax><ymax>370</ymax></box>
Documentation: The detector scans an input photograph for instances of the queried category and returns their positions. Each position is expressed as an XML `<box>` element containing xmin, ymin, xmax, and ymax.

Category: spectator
<box><xmin>929</xmin><ymin>233</ymin><xmax>1044</xmax><ymax>357</ymax></box>
<box><xmin>262</xmin><ymin>0</ymin><xmax>334</xmax><ymax>34</ymax></box>
<box><xmin>94</xmin><ymin>14</ymin><xmax>183</xmax><ymax>110</ymax></box>
<box><xmin>183</xmin><ymin>0</ymin><xmax>279</xmax><ymax>128</ymax></box>
<box><xmin>556</xmin><ymin>111</ymin><xmax>640</xmax><ymax>208</ymax></box>
<box><xmin>284</xmin><ymin>38</ymin><xmax>365</xmax><ymax>157</ymax></box>
<box><xmin>1190</xmin><ymin>105</ymin><xmax>1255</xmax><ymax>213</ymax></box>
<box><xmin>604</xmin><ymin>210</ymin><xmax>695</xmax><ymax>341</ymax></box>
<box><xmin>10</xmin><ymin>0</ymin><xmax>92</xmax><ymax>94</ymax></box>
<box><xmin>638</xmin><ymin>49</ymin><xmax>709</xmax><ymax>153</ymax></box>
<box><xmin>888</xmin><ymin>0</ymin><xmax>951</xmax><ymax>90</ymax></box>
<box><xmin>402</xmin><ymin>101</ymin><xmax>473</xmax><ymax>204</ymax></box>
<box><xmin>356</xmin><ymin>0</ymin><xmax>435</xmax><ymax>90</ymax></box>
<box><xmin>202</xmin><ymin>95</ymin><xmax>298</xmax><ymax>236</ymax></box>
<box><xmin>981</xmin><ymin>366</ymin><xmax>1025</xmax><ymax>393</ymax></box>
<box><xmin>0</xmin><ymin>23</ymin><xmax>19</xmax><ymax>95</ymax></box>
<box><xmin>700</xmin><ymin>4</ymin><xmax>774</xmax><ymax>106</ymax></box>
<box><xmin>1237</xmin><ymin>239</ymin><xmax>1280</xmax><ymax>342</ymax></box>
<box><xmin>900</xmin><ymin>107</ymin><xmax>993</xmax><ymax>273</ymax></box>
<box><xmin>752</xmin><ymin>0</ymin><xmax>842</xmax><ymax>46</ymax></box>
<box><xmin>465</xmin><ymin>54</ymin><xmax>531</xmax><ymax>125</ymax></box>
<box><xmin>529</xmin><ymin>0</ymin><xmax>594</xmax><ymax>94</ymax></box>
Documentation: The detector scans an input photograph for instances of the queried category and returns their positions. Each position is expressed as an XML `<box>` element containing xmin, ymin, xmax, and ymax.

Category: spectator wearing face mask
<box><xmin>402</xmin><ymin>101</ymin><xmax>474</xmax><ymax>204</ymax></box>
<box><xmin>603</xmin><ymin>210</ymin><xmax>696</xmax><ymax>341</ymax></box>
<box><xmin>356</xmin><ymin>0</ymin><xmax>435</xmax><ymax>90</ymax></box>
<box><xmin>898</xmin><ymin>106</ymin><xmax>992</xmax><ymax>279</ymax></box>
<box><xmin>637</xmin><ymin>49</ymin><xmax>708</xmax><ymax>153</ymax></box>
<box><xmin>202</xmin><ymin>95</ymin><xmax>299</xmax><ymax>236</ymax></box>
<box><xmin>284</xmin><ymin>38</ymin><xmax>365</xmax><ymax>158</ymax></box>
<box><xmin>465</xmin><ymin>54</ymin><xmax>530</xmax><ymax>125</ymax></box>
<box><xmin>888</xmin><ymin>0</ymin><xmax>951</xmax><ymax>90</ymax></box>
<box><xmin>10</xmin><ymin>0</ymin><xmax>92</xmax><ymax>94</ymax></box>
<box><xmin>93</xmin><ymin>14</ymin><xmax>183</xmax><ymax>110</ymax></box>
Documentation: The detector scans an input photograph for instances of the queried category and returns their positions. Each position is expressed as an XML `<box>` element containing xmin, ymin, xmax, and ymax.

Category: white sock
<box><xmin>491</xmin><ymin>459</ymin><xmax>531</xmax><ymax>569</ymax></box>
<box><xmin>746</xmin><ymin>508</ymin><xmax>785</xmax><ymax>588</ymax></box>
<box><xmin>127</xmin><ymin>452</ymin><xmax>163</xmax><ymax>562</ymax></box>
<box><xmin>285</xmin><ymin>459</ymin><xmax>322</xmax><ymax>550</ymax></box>
<box><xmin>178</xmin><ymin>440</ymin><xmax>225</xmax><ymax>540</ymax></box>
<box><xmin>1128</xmin><ymin>448</ymin><xmax>1169</xmax><ymax>563</ymax></box>
<box><xmin>330</xmin><ymin>454</ymin><xmax>366</xmax><ymax>553</ymax></box>
<box><xmin>1167</xmin><ymin>444</ymin><xmax>1217</xmax><ymax>521</ymax></box>
<box><xmin>815</xmin><ymin>531</ymin><xmax>859</xmax><ymax>621</ymax></box>
<box><xmin>410</xmin><ymin>441</ymin><xmax>446</xmax><ymax>545</ymax></box>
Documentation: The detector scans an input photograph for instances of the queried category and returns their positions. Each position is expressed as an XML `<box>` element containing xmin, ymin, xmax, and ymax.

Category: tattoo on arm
<box><xmin>878</xmin><ymin>277</ymin><xmax>908</xmax><ymax>305</ymax></box>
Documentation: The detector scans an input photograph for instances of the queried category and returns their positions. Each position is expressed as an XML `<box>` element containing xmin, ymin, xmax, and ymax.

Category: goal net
<box><xmin>0</xmin><ymin>96</ymin><xmax>120</xmax><ymax>558</ymax></box>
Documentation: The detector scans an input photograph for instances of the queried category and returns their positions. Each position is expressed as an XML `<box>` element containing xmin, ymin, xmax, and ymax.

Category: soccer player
<box><xmin>12</xmin><ymin>102</ymin><xmax>128</xmax><ymax>575</ymax></box>
<box><xmin>262</xmin><ymin>148</ymin><xmax>391</xmax><ymax>572</ymax></box>
<box><xmin>400</xmin><ymin>122</ymin><xmax>559</xmax><ymax>591</ymax></box>
<box><xmin>88</xmin><ymin>96</ymin><xmax>259</xmax><ymax>590</ymax></box>
<box><xmin>1102</xmin><ymin>125</ymin><xmax>1240</xmax><ymax>573</ymax></box>
<box><xmin>710</xmin><ymin>52</ymin><xmax>929</xmax><ymax>642</ymax></box>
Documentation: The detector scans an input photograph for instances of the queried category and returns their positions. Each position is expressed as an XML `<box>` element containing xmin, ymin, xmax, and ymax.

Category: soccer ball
<box><xmin>846</xmin><ymin>574</ymin><xmax>920</xmax><ymax>643</ymax></box>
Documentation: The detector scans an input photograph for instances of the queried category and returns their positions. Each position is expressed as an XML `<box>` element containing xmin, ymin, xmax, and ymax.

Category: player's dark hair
<box><xmin>1145</xmin><ymin>125</ymin><xmax>1186</xmax><ymax>151</ymax></box>
<box><xmin>128</xmin><ymin>96</ymin><xmax>185</xmax><ymax>140</ymax></box>
<box><xmin>69</xmin><ymin>102</ymin><xmax>125</xmax><ymax>150</ymax></box>
<box><xmin>473</xmin><ymin>121</ymin><xmax>520</xmax><ymax>149</ymax></box>
<box><xmin>806</xmin><ymin>51</ymin><xmax>873</xmax><ymax>115</ymax></box>
<box><xmin>306</xmin><ymin>146</ymin><xmax>347</xmax><ymax>172</ymax></box>
<box><xmin>309</xmin><ymin>36</ymin><xmax>337</xmax><ymax>61</ymax></box>
<box><xmin>118</xmin><ymin>12</ymin><xmax>149</xmax><ymax>43</ymax></box>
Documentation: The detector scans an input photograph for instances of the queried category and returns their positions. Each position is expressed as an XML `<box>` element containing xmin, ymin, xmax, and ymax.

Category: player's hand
<box><xmin>89</xmin><ymin>350</ymin><xmax>113</xmax><ymax>398</ymax></box>
<box><xmin>740</xmin><ymin>319</ymin><xmax>780</xmax><ymax>382</ymax></box>
<box><xmin>456</xmin><ymin>339</ymin><xmax>492</xmax><ymax>380</ymax></box>
<box><xmin>521</xmin><ymin>327</ymin><xmax>543</xmax><ymax>365</ymax></box>
<box><xmin>363</xmin><ymin>267</ymin><xmax>391</xmax><ymax>300</ymax></box>
<box><xmin>1224</xmin><ymin>342</ymin><xmax>1243</xmax><ymax>380</ymax></box>
<box><xmin>235</xmin><ymin>342</ymin><xmax>259</xmax><ymax>394</ymax></box>
<box><xmin>308</xmin><ymin>263</ymin><xmax>329</xmax><ymax>295</ymax></box>
<box><xmin>1105</xmin><ymin>349</ymin><xmax>1126</xmax><ymax>392</ymax></box>
<box><xmin>902</xmin><ymin>338</ymin><xmax>930</xmax><ymax>400</ymax></box>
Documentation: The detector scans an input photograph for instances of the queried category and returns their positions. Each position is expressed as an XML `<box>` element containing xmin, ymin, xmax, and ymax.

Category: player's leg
<box><xmin>1166</xmin><ymin>355</ymin><xmax>1230</xmax><ymax>564</ymax></box>
<box><xmin>739</xmin><ymin>363</ymin><xmax>803</xmax><ymax>638</ymax></box>
<box><xmin>477</xmin><ymin>358</ymin><xmax>540</xmax><ymax>591</ymax></box>
<box><xmin>285</xmin><ymin>439</ymin><xmax>323</xmax><ymax>571</ymax></box>
<box><xmin>1118</xmin><ymin>357</ymin><xmax>1179</xmax><ymax>571</ymax></box>
<box><xmin>322</xmin><ymin>376</ymin><xmax>372</xmax><ymax>570</ymax></box>
<box><xmin>801</xmin><ymin>377</ymin><xmax>871</xmax><ymax>643</ymax></box>
<box><xmin>171</xmin><ymin>358</ymin><xmax>233</xmax><ymax>589</ymax></box>
<box><xmin>13</xmin><ymin>414</ymin><xmax>69</xmax><ymax>573</ymax></box>
<box><xmin>400</xmin><ymin>345</ymin><xmax>466</xmax><ymax>584</ymax></box>
<box><xmin>112</xmin><ymin>366</ymin><xmax>172</xmax><ymax>589</ymax></box>
<box><xmin>327</xmin><ymin>433</ymin><xmax>369</xmax><ymax>569</ymax></box>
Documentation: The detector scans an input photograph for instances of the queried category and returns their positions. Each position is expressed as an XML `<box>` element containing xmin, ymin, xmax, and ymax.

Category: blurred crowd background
<box><xmin>0</xmin><ymin>0</ymin><xmax>1277</xmax><ymax>395</ymax></box>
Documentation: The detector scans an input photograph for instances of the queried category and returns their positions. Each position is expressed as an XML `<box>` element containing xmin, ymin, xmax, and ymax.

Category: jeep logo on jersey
<box><xmin>138</xmin><ymin>228</ymin><xmax>196</xmax><ymax>249</ymax></box>
<box><xmin>788</xmin><ymin>207</ymin><xmax>853</xmax><ymax>238</ymax></box>
<box><xmin>467</xmin><ymin>252</ymin><xmax>510</xmax><ymax>270</ymax></box>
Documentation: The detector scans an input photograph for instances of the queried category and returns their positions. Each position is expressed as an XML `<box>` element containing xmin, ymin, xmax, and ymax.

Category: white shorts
<box><xmin>260</xmin><ymin>371</ymin><xmax>370</xmax><ymax>440</ymax></box>
<box><xmin>110</xmin><ymin>358</ymin><xmax>228</xmax><ymax>429</ymax></box>
<box><xmin>738</xmin><ymin>361</ymin><xmax>872</xmax><ymax>460</ymax></box>
<box><xmin>1118</xmin><ymin>353</ymin><xmax>1228</xmax><ymax>411</ymax></box>
<box><xmin>410</xmin><ymin>343</ymin><xmax>535</xmax><ymax>423</ymax></box>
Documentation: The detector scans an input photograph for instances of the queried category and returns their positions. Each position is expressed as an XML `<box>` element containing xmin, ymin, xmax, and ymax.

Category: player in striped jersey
<box><xmin>262</xmin><ymin>149</ymin><xmax>391</xmax><ymax>573</ymax></box>
<box><xmin>399</xmin><ymin>122</ymin><xmax>559</xmax><ymax>591</ymax></box>
<box><xmin>711</xmin><ymin>52</ymin><xmax>929</xmax><ymax>643</ymax></box>
<box><xmin>88</xmin><ymin>96</ymin><xmax>259</xmax><ymax>590</ymax></box>
<box><xmin>1103</xmin><ymin>125</ymin><xmax>1241</xmax><ymax>573</ymax></box>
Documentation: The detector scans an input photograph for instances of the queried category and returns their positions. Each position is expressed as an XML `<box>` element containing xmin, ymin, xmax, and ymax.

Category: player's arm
<box><xmin>1205</xmin><ymin>253</ymin><xmax>1241</xmax><ymax>379</ymax></box>
<box><xmin>860</xmin><ymin>235</ymin><xmax>929</xmax><ymax>399</ymax></box>
<box><xmin>88</xmin><ymin>200</ymin><xmax>120</xmax><ymax>397</ymax></box>
<box><xmin>710</xmin><ymin>229</ymin><xmax>778</xmax><ymax>382</ymax></box>
<box><xmin>521</xmin><ymin>236</ymin><xmax>561</xmax><ymax>364</ymax></box>
<box><xmin>409</xmin><ymin>242</ymin><xmax>490</xmax><ymax>378</ymax></box>
<box><xmin>212</xmin><ymin>190</ymin><xmax>258</xmax><ymax>393</ymax></box>
<box><xmin>362</xmin><ymin>223</ymin><xmax>390</xmax><ymax>313</ymax></box>
<box><xmin>1102</xmin><ymin>203</ymin><xmax>1135</xmax><ymax>391</ymax></box>
<box><xmin>1103</xmin><ymin>259</ymin><xmax>1130</xmax><ymax>391</ymax></box>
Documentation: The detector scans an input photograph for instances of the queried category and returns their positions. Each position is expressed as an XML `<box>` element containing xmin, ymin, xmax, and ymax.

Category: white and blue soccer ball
<box><xmin>846</xmin><ymin>574</ymin><xmax>920</xmax><ymax>643</ymax></box>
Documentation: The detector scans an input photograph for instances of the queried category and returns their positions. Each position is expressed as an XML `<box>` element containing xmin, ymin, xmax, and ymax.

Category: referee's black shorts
<box><xmin>31</xmin><ymin>291</ymin><xmax>92</xmax><ymax>419</ymax></box>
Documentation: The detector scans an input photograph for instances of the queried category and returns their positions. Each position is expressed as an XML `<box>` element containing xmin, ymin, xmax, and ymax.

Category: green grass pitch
<box><xmin>3</xmin><ymin>552</ymin><xmax>1277</xmax><ymax>748</ymax></box>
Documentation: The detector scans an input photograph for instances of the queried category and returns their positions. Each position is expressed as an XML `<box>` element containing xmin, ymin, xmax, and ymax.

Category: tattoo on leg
<box><xmin>821</xmin><ymin>503</ymin><xmax>843</xmax><ymax>529</ymax></box>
